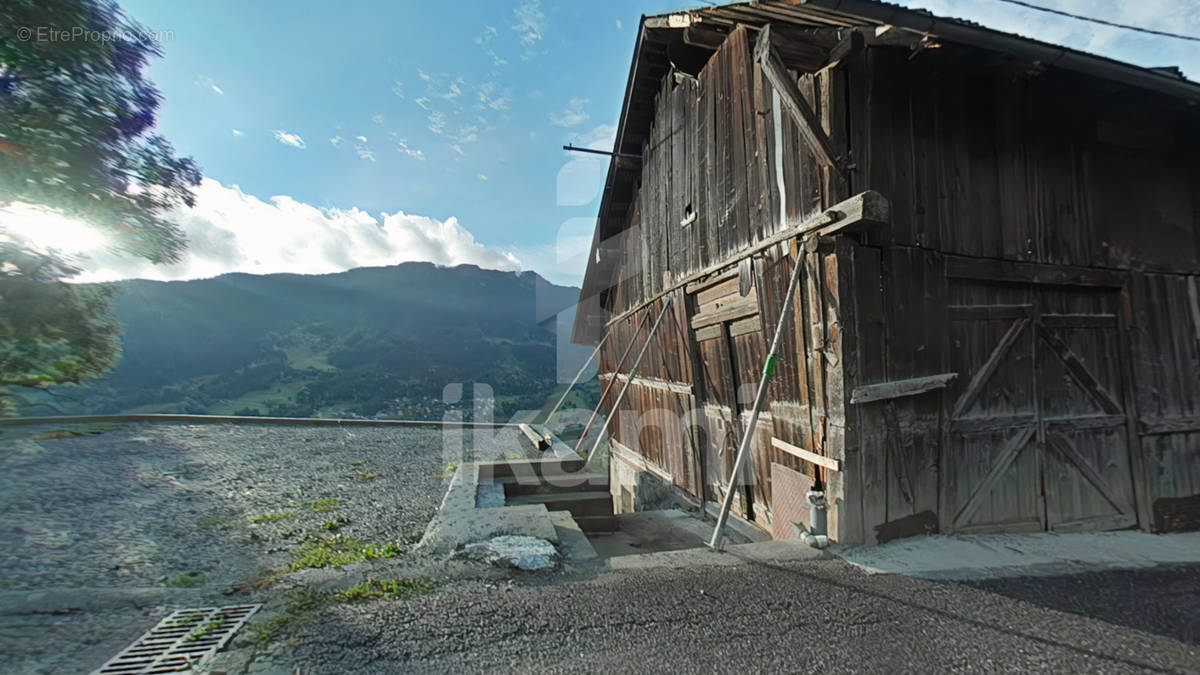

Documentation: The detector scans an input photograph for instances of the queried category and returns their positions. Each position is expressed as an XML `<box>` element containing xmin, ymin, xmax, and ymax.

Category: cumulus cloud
<box><xmin>231</xmin><ymin>129</ymin><xmax>243</xmax><ymax>137</ymax></box>
<box><xmin>353</xmin><ymin>144</ymin><xmax>376</xmax><ymax>162</ymax></box>
<box><xmin>329</xmin><ymin>135</ymin><xmax>342</xmax><ymax>147</ymax></box>
<box><xmin>273</xmin><ymin>130</ymin><xmax>306</xmax><ymax>149</ymax></box>
<box><xmin>550</xmin><ymin>97</ymin><xmax>589</xmax><ymax>128</ymax></box>
<box><xmin>477</xmin><ymin>174</ymin><xmax>488</xmax><ymax>181</ymax></box>
<box><xmin>38</xmin><ymin>178</ymin><xmax>523</xmax><ymax>282</ymax></box>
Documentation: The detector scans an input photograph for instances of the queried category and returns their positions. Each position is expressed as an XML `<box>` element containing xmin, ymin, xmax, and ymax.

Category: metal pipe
<box><xmin>709</xmin><ymin>248</ymin><xmax>806</xmax><ymax>551</ymax></box>
<box><xmin>584</xmin><ymin>298</ymin><xmax>674</xmax><ymax>465</ymax></box>
<box><xmin>573</xmin><ymin>313</ymin><xmax>651</xmax><ymax>454</ymax></box>
<box><xmin>543</xmin><ymin>331</ymin><xmax>610</xmax><ymax>427</ymax></box>
<box><xmin>562</xmin><ymin>144</ymin><xmax>642</xmax><ymax>159</ymax></box>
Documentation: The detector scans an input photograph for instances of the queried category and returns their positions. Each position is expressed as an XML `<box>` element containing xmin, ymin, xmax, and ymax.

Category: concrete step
<box><xmin>499</xmin><ymin>473</ymin><xmax>609</xmax><ymax>496</ymax></box>
<box><xmin>476</xmin><ymin>457</ymin><xmax>585</xmax><ymax>482</ymax></box>
<box><xmin>506</xmin><ymin>491</ymin><xmax>614</xmax><ymax>518</ymax></box>
<box><xmin>574</xmin><ymin>514</ymin><xmax>619</xmax><ymax>534</ymax></box>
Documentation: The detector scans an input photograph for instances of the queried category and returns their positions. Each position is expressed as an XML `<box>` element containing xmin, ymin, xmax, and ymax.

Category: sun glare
<box><xmin>0</xmin><ymin>203</ymin><xmax>109</xmax><ymax>255</ymax></box>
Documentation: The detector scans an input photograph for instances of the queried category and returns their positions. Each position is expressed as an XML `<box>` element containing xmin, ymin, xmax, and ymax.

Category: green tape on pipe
<box><xmin>763</xmin><ymin>354</ymin><xmax>777</xmax><ymax>377</ymax></box>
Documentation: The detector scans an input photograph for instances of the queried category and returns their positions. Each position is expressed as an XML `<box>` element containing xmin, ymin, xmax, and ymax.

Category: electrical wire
<box><xmin>990</xmin><ymin>0</ymin><xmax>1200</xmax><ymax>42</ymax></box>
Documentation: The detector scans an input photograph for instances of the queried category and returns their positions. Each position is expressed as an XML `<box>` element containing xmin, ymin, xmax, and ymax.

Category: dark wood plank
<box><xmin>851</xmin><ymin>373</ymin><xmax>957</xmax><ymax>404</ymax></box>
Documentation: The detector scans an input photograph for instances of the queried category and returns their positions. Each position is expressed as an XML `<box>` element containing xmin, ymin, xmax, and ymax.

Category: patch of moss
<box><xmin>250</xmin><ymin>585</ymin><xmax>329</xmax><ymax>646</ymax></box>
<box><xmin>321</xmin><ymin>516</ymin><xmax>349</xmax><ymax>532</ymax></box>
<box><xmin>333</xmin><ymin>578</ymin><xmax>436</xmax><ymax>603</ymax></box>
<box><xmin>166</xmin><ymin>570</ymin><xmax>205</xmax><ymax>587</ymax></box>
<box><xmin>287</xmin><ymin>536</ymin><xmax>402</xmax><ymax>571</ymax></box>
<box><xmin>248</xmin><ymin>511</ymin><xmax>296</xmax><ymax>524</ymax></box>
<box><xmin>444</xmin><ymin>461</ymin><xmax>459</xmax><ymax>475</ymax></box>
<box><xmin>185</xmin><ymin>619</ymin><xmax>225</xmax><ymax>642</ymax></box>
<box><xmin>304</xmin><ymin>497</ymin><xmax>340</xmax><ymax>513</ymax></box>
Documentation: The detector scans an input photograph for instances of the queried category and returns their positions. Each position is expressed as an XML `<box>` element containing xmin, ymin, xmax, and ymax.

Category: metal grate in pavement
<box><xmin>93</xmin><ymin>604</ymin><xmax>260</xmax><ymax>674</ymax></box>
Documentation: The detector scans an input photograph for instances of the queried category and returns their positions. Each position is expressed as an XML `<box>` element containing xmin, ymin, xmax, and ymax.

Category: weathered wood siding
<box><xmin>596</xmin><ymin>30</ymin><xmax>1199</xmax><ymax>542</ymax></box>
<box><xmin>846</xmin><ymin>46</ymin><xmax>1200</xmax><ymax>539</ymax></box>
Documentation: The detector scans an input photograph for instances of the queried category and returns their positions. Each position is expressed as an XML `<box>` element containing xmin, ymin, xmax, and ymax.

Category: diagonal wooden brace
<box><xmin>754</xmin><ymin>24</ymin><xmax>849</xmax><ymax>177</ymax></box>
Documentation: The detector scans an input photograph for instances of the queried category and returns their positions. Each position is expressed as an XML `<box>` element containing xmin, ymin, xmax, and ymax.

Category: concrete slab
<box><xmin>839</xmin><ymin>531</ymin><xmax>1200</xmax><ymax>580</ymax></box>
<box><xmin>419</xmin><ymin>462</ymin><xmax>559</xmax><ymax>555</ymax></box>
<box><xmin>549</xmin><ymin>511</ymin><xmax>599</xmax><ymax>565</ymax></box>
<box><xmin>588</xmin><ymin>509</ymin><xmax>717</xmax><ymax>559</ymax></box>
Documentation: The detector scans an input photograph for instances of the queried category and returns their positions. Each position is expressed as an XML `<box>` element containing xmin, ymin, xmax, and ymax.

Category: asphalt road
<box><xmin>283</xmin><ymin>559</ymin><xmax>1200</xmax><ymax>674</ymax></box>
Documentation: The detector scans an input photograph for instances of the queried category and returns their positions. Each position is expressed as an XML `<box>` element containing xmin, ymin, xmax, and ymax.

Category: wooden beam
<box><xmin>518</xmin><ymin>423</ymin><xmax>550</xmax><ymax>451</ymax></box>
<box><xmin>754</xmin><ymin>24</ymin><xmax>848</xmax><ymax>176</ymax></box>
<box><xmin>599</xmin><ymin>372</ymin><xmax>694</xmax><ymax>395</ymax></box>
<box><xmin>607</xmin><ymin>191</ymin><xmax>889</xmax><ymax>328</ymax></box>
<box><xmin>772</xmin><ymin>437</ymin><xmax>841</xmax><ymax>472</ymax></box>
<box><xmin>850</xmin><ymin>373</ymin><xmax>958</xmax><ymax>404</ymax></box>
<box><xmin>944</xmin><ymin>255</ymin><xmax>1125</xmax><ymax>288</ymax></box>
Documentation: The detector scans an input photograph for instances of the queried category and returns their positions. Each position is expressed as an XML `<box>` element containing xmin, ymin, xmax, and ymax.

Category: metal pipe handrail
<box><xmin>708</xmin><ymin>246</ymin><xmax>806</xmax><ymax>551</ymax></box>
<box><xmin>585</xmin><ymin>297</ymin><xmax>674</xmax><ymax>465</ymax></box>
<box><xmin>0</xmin><ymin>413</ymin><xmax>520</xmax><ymax>428</ymax></box>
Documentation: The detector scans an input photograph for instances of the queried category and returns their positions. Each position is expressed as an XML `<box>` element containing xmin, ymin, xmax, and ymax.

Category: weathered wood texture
<box><xmin>591</xmin><ymin>27</ymin><xmax>1200</xmax><ymax>543</ymax></box>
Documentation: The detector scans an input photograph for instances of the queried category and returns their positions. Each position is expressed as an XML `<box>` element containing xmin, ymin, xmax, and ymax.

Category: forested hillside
<box><xmin>30</xmin><ymin>263</ymin><xmax>592</xmax><ymax>422</ymax></box>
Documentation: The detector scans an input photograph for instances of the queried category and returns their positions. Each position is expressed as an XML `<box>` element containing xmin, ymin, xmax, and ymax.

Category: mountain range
<box><xmin>32</xmin><ymin>263</ymin><xmax>595</xmax><ymax>422</ymax></box>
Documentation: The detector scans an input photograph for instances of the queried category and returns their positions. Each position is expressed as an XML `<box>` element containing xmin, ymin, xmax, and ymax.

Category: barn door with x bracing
<box><xmin>944</xmin><ymin>282</ymin><xmax>1138</xmax><ymax>533</ymax></box>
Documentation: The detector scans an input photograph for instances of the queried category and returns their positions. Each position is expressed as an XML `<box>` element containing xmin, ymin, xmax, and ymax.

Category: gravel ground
<box><xmin>0</xmin><ymin>421</ymin><xmax>529</xmax><ymax>674</ymax></box>
<box><xmin>280</xmin><ymin>559</ymin><xmax>1200</xmax><ymax>674</ymax></box>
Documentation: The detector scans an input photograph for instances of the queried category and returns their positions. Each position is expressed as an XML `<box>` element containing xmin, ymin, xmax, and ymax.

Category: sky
<box><xmin>7</xmin><ymin>0</ymin><xmax>1200</xmax><ymax>287</ymax></box>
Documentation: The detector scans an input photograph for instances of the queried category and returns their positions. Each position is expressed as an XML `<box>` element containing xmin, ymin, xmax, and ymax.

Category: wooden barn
<box><xmin>571</xmin><ymin>0</ymin><xmax>1200</xmax><ymax>545</ymax></box>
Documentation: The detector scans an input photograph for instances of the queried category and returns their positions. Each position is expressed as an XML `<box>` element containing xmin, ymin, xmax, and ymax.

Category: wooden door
<box><xmin>690</xmin><ymin>273</ymin><xmax>763</xmax><ymax>520</ymax></box>
<box><xmin>945</xmin><ymin>281</ymin><xmax>1138</xmax><ymax>533</ymax></box>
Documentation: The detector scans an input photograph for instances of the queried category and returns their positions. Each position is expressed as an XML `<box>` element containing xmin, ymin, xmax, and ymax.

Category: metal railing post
<box><xmin>543</xmin><ymin>331</ymin><xmax>609</xmax><ymax>427</ymax></box>
<box><xmin>584</xmin><ymin>298</ymin><xmax>674</xmax><ymax>465</ymax></box>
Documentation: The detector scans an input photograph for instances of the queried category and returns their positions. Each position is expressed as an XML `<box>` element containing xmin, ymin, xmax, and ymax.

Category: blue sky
<box><xmin>48</xmin><ymin>0</ymin><xmax>1200</xmax><ymax>286</ymax></box>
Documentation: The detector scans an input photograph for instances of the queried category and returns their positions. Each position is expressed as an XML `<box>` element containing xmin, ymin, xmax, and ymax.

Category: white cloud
<box><xmin>427</xmin><ymin>111</ymin><xmax>448</xmax><ymax>135</ymax></box>
<box><xmin>477</xmin><ymin>82</ymin><xmax>510</xmax><ymax>111</ymax></box>
<box><xmin>394</xmin><ymin>138</ymin><xmax>426</xmax><ymax>161</ymax></box>
<box><xmin>371</xmin><ymin>114</ymin><xmax>385</xmax><ymax>125</ymax></box>
<box><xmin>616</xmin><ymin>19</ymin><xmax>622</xmax><ymax>30</ymax></box>
<box><xmin>476</xmin><ymin>25</ymin><xmax>508</xmax><ymax>66</ymax></box>
<box><xmin>415</xmin><ymin>97</ymin><xmax>432</xmax><ymax>110</ymax></box>
<box><xmin>195</xmin><ymin>75</ymin><xmax>223</xmax><ymax>95</ymax></box>
<box><xmin>557</xmin><ymin>124</ymin><xmax>615</xmax><ymax>207</ymax></box>
<box><xmin>441</xmin><ymin>78</ymin><xmax>464</xmax><ymax>100</ymax></box>
<box><xmin>391</xmin><ymin>81</ymin><xmax>405</xmax><ymax>98</ymax></box>
<box><xmin>273</xmin><ymin>130</ymin><xmax>306</xmax><ymax>149</ymax></box>
<box><xmin>36</xmin><ymin>178</ymin><xmax>524</xmax><ymax>283</ymax></box>
<box><xmin>330</xmin><ymin>135</ymin><xmax>343</xmax><ymax>147</ymax></box>
<box><xmin>550</xmin><ymin>97</ymin><xmax>590</xmax><ymax>128</ymax></box>
<box><xmin>231</xmin><ymin>129</ymin><xmax>243</xmax><ymax>137</ymax></box>
<box><xmin>477</xmin><ymin>174</ymin><xmax>488</xmax><ymax>181</ymax></box>
<box><xmin>450</xmin><ymin>144</ymin><xmax>465</xmax><ymax>156</ymax></box>
<box><xmin>513</xmin><ymin>0</ymin><xmax>546</xmax><ymax>57</ymax></box>
<box><xmin>353</xmin><ymin>144</ymin><xmax>376</xmax><ymax>162</ymax></box>
<box><xmin>355</xmin><ymin>135</ymin><xmax>368</xmax><ymax>143</ymax></box>
<box><xmin>418</xmin><ymin>69</ymin><xmax>432</xmax><ymax>82</ymax></box>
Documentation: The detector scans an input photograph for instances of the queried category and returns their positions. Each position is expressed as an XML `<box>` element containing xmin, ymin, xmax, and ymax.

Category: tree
<box><xmin>0</xmin><ymin>0</ymin><xmax>200</xmax><ymax>413</ymax></box>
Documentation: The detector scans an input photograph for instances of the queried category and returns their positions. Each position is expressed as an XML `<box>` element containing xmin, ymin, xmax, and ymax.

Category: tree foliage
<box><xmin>0</xmin><ymin>0</ymin><xmax>200</xmax><ymax>412</ymax></box>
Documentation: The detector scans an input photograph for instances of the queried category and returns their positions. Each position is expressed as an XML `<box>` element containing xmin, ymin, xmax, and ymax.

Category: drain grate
<box><xmin>93</xmin><ymin>604</ymin><xmax>260</xmax><ymax>674</ymax></box>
